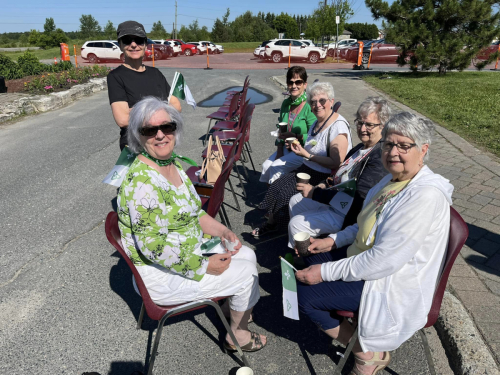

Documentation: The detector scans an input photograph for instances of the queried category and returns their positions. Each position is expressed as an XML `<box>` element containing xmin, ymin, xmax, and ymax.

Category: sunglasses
<box><xmin>287</xmin><ymin>79</ymin><xmax>304</xmax><ymax>86</ymax></box>
<box><xmin>120</xmin><ymin>36</ymin><xmax>146</xmax><ymax>45</ymax></box>
<box><xmin>310</xmin><ymin>98</ymin><xmax>329</xmax><ymax>107</ymax></box>
<box><xmin>140</xmin><ymin>122</ymin><xmax>177</xmax><ymax>137</ymax></box>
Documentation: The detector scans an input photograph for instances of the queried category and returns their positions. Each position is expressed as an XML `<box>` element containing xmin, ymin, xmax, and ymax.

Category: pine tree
<box><xmin>366</xmin><ymin>0</ymin><xmax>500</xmax><ymax>73</ymax></box>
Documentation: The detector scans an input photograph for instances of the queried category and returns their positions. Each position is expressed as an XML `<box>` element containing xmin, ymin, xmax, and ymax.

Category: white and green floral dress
<box><xmin>118</xmin><ymin>158</ymin><xmax>209</xmax><ymax>282</ymax></box>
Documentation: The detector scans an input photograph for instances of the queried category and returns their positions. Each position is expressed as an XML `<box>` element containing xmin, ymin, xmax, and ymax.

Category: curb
<box><xmin>0</xmin><ymin>77</ymin><xmax>107</xmax><ymax>124</ymax></box>
<box><xmin>271</xmin><ymin>74</ymin><xmax>499</xmax><ymax>375</ymax></box>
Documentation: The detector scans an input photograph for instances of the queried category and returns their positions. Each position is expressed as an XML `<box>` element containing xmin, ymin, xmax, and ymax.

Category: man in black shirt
<box><xmin>107</xmin><ymin>20</ymin><xmax>182</xmax><ymax>150</ymax></box>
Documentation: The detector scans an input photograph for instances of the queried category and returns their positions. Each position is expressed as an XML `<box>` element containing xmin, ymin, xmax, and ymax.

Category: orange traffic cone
<box><xmin>54</xmin><ymin>57</ymin><xmax>58</xmax><ymax>65</ymax></box>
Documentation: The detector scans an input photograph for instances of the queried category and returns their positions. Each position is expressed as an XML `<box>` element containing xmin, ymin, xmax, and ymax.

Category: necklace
<box><xmin>311</xmin><ymin>110</ymin><xmax>335</xmax><ymax>137</ymax></box>
<box><xmin>140</xmin><ymin>151</ymin><xmax>197</xmax><ymax>167</ymax></box>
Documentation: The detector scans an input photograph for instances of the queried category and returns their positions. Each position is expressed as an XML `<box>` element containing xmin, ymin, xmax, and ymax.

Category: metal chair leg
<box><xmin>204</xmin><ymin>119</ymin><xmax>214</xmax><ymax>146</ymax></box>
<box><xmin>137</xmin><ymin>303</ymin><xmax>145</xmax><ymax>329</ymax></box>
<box><xmin>221</xmin><ymin>205</ymin><xmax>232</xmax><ymax>230</ymax></box>
<box><xmin>333</xmin><ymin>324</ymin><xmax>358</xmax><ymax>375</ymax></box>
<box><xmin>239</xmin><ymin>160</ymin><xmax>250</xmax><ymax>181</ymax></box>
<box><xmin>233</xmin><ymin>166</ymin><xmax>247</xmax><ymax>198</ymax></box>
<box><xmin>227</xmin><ymin>178</ymin><xmax>241</xmax><ymax>212</ymax></box>
<box><xmin>419</xmin><ymin>329</ymin><xmax>436</xmax><ymax>375</ymax></box>
<box><xmin>247</xmin><ymin>141</ymin><xmax>253</xmax><ymax>153</ymax></box>
<box><xmin>244</xmin><ymin>143</ymin><xmax>256</xmax><ymax>174</ymax></box>
<box><xmin>147</xmin><ymin>316</ymin><xmax>168</xmax><ymax>375</ymax></box>
<box><xmin>206</xmin><ymin>300</ymin><xmax>250</xmax><ymax>367</ymax></box>
<box><xmin>219</xmin><ymin>211</ymin><xmax>228</xmax><ymax>227</ymax></box>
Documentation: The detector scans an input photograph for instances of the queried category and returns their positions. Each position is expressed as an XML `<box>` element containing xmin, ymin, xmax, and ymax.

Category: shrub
<box><xmin>17</xmin><ymin>51</ymin><xmax>46</xmax><ymax>76</ymax></box>
<box><xmin>0</xmin><ymin>54</ymin><xmax>23</xmax><ymax>80</ymax></box>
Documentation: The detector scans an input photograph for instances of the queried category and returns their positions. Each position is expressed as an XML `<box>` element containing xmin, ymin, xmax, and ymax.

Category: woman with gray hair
<box><xmin>118</xmin><ymin>96</ymin><xmax>267</xmax><ymax>352</ymax></box>
<box><xmin>288</xmin><ymin>97</ymin><xmax>391</xmax><ymax>248</ymax></box>
<box><xmin>252</xmin><ymin>81</ymin><xmax>352</xmax><ymax>237</ymax></box>
<box><xmin>295</xmin><ymin>112</ymin><xmax>453</xmax><ymax>375</ymax></box>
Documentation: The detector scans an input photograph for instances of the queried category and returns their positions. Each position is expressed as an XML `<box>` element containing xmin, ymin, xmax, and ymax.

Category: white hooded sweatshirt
<box><xmin>322</xmin><ymin>166</ymin><xmax>454</xmax><ymax>352</ymax></box>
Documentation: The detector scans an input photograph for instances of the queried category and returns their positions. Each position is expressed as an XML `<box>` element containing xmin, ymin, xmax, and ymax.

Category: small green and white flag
<box><xmin>102</xmin><ymin>147</ymin><xmax>137</xmax><ymax>187</ymax></box>
<box><xmin>281</xmin><ymin>257</ymin><xmax>299</xmax><ymax>320</ymax></box>
<box><xmin>329</xmin><ymin>178</ymin><xmax>357</xmax><ymax>217</ymax></box>
<box><xmin>169</xmin><ymin>71</ymin><xmax>197</xmax><ymax>109</ymax></box>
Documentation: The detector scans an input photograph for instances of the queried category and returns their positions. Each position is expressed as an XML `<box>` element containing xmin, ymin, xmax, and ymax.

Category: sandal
<box><xmin>224</xmin><ymin>331</ymin><xmax>267</xmax><ymax>353</ymax></box>
<box><xmin>251</xmin><ymin>222</ymin><xmax>278</xmax><ymax>238</ymax></box>
<box><xmin>350</xmin><ymin>351</ymin><xmax>391</xmax><ymax>375</ymax></box>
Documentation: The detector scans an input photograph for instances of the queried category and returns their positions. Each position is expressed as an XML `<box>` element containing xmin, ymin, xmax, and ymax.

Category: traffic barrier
<box><xmin>367</xmin><ymin>43</ymin><xmax>374</xmax><ymax>69</ymax></box>
<box><xmin>288</xmin><ymin>42</ymin><xmax>291</xmax><ymax>68</ymax></box>
<box><xmin>53</xmin><ymin>57</ymin><xmax>58</xmax><ymax>65</ymax></box>
<box><xmin>60</xmin><ymin>43</ymin><xmax>70</xmax><ymax>61</ymax></box>
<box><xmin>494</xmin><ymin>44</ymin><xmax>500</xmax><ymax>70</ymax></box>
<box><xmin>205</xmin><ymin>44</ymin><xmax>213</xmax><ymax>70</ymax></box>
<box><xmin>73</xmin><ymin>45</ymin><xmax>78</xmax><ymax>67</ymax></box>
<box><xmin>352</xmin><ymin>41</ymin><xmax>364</xmax><ymax>70</ymax></box>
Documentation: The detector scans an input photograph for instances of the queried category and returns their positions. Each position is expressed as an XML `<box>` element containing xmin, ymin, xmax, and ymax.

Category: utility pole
<box><xmin>321</xmin><ymin>0</ymin><xmax>327</xmax><ymax>47</ymax></box>
<box><xmin>175</xmin><ymin>1</ymin><xmax>178</xmax><ymax>39</ymax></box>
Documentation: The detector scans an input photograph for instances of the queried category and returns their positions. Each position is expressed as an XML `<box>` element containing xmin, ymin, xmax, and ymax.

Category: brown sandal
<box><xmin>350</xmin><ymin>351</ymin><xmax>391</xmax><ymax>375</ymax></box>
<box><xmin>224</xmin><ymin>331</ymin><xmax>267</xmax><ymax>352</ymax></box>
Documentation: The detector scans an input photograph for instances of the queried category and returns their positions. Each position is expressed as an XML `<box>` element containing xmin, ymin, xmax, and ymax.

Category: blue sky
<box><xmin>1</xmin><ymin>0</ymin><xmax>383</xmax><ymax>34</ymax></box>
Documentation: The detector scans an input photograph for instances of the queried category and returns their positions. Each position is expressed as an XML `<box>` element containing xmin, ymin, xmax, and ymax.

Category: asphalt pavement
<box><xmin>0</xmin><ymin>69</ymin><xmax>454</xmax><ymax>374</ymax></box>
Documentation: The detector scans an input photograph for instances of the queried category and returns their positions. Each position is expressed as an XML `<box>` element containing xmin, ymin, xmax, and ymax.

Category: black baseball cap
<box><xmin>117</xmin><ymin>21</ymin><xmax>147</xmax><ymax>40</ymax></box>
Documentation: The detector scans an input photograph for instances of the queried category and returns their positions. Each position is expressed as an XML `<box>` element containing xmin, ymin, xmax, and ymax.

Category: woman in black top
<box><xmin>107</xmin><ymin>20</ymin><xmax>182</xmax><ymax>150</ymax></box>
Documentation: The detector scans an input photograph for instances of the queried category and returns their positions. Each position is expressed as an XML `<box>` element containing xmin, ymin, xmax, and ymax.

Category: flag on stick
<box><xmin>329</xmin><ymin>178</ymin><xmax>357</xmax><ymax>216</ymax></box>
<box><xmin>169</xmin><ymin>71</ymin><xmax>197</xmax><ymax>109</ymax></box>
<box><xmin>280</xmin><ymin>257</ymin><xmax>299</xmax><ymax>320</ymax></box>
<box><xmin>102</xmin><ymin>147</ymin><xmax>137</xmax><ymax>187</ymax></box>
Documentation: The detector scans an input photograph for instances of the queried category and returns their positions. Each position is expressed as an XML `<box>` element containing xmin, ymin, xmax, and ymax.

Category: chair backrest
<box><xmin>205</xmin><ymin>155</ymin><xmax>236</xmax><ymax>218</ymax></box>
<box><xmin>333</xmin><ymin>101</ymin><xmax>341</xmax><ymax>113</ymax></box>
<box><xmin>233</xmin><ymin>102</ymin><xmax>254</xmax><ymax>162</ymax></box>
<box><xmin>425</xmin><ymin>206</ymin><xmax>469</xmax><ymax>327</ymax></box>
<box><xmin>234</xmin><ymin>85</ymin><xmax>249</xmax><ymax>118</ymax></box>
<box><xmin>105</xmin><ymin>212</ymin><xmax>165</xmax><ymax>321</ymax></box>
<box><xmin>228</xmin><ymin>92</ymin><xmax>241</xmax><ymax>118</ymax></box>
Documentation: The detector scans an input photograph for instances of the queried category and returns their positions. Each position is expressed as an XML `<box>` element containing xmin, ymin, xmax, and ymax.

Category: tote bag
<box><xmin>200</xmin><ymin>135</ymin><xmax>226</xmax><ymax>185</ymax></box>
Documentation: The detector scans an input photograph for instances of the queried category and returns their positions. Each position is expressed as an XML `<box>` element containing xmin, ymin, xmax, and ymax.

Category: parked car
<box><xmin>168</xmin><ymin>39</ymin><xmax>198</xmax><ymax>56</ymax></box>
<box><xmin>326</xmin><ymin>38</ymin><xmax>357</xmax><ymax>56</ymax></box>
<box><xmin>254</xmin><ymin>40</ymin><xmax>276</xmax><ymax>58</ymax></box>
<box><xmin>81</xmin><ymin>40</ymin><xmax>122</xmax><ymax>63</ymax></box>
<box><xmin>199</xmin><ymin>41</ymin><xmax>224</xmax><ymax>53</ymax></box>
<box><xmin>145</xmin><ymin>38</ymin><xmax>172</xmax><ymax>60</ymax></box>
<box><xmin>264</xmin><ymin>39</ymin><xmax>327</xmax><ymax>63</ymax></box>
<box><xmin>153</xmin><ymin>40</ymin><xmax>182</xmax><ymax>56</ymax></box>
<box><xmin>187</xmin><ymin>42</ymin><xmax>204</xmax><ymax>54</ymax></box>
<box><xmin>474</xmin><ymin>40</ymin><xmax>500</xmax><ymax>62</ymax></box>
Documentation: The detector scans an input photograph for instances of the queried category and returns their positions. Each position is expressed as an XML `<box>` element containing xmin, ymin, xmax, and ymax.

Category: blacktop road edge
<box><xmin>272</xmin><ymin>74</ymin><xmax>499</xmax><ymax>375</ymax></box>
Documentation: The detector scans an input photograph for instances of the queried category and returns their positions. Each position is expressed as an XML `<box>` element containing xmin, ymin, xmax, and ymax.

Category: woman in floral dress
<box><xmin>118</xmin><ymin>96</ymin><xmax>266</xmax><ymax>352</ymax></box>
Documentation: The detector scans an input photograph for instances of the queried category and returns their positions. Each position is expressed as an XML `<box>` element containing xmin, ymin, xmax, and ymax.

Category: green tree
<box><xmin>150</xmin><ymin>20</ymin><xmax>167</xmax><ymax>39</ymax></box>
<box><xmin>103</xmin><ymin>20</ymin><xmax>116</xmax><ymax>39</ymax></box>
<box><xmin>366</xmin><ymin>0</ymin><xmax>500</xmax><ymax>73</ymax></box>
<box><xmin>311</xmin><ymin>0</ymin><xmax>353</xmax><ymax>43</ymax></box>
<box><xmin>79</xmin><ymin>14</ymin><xmax>101</xmax><ymax>38</ymax></box>
<box><xmin>274</xmin><ymin>13</ymin><xmax>299</xmax><ymax>39</ymax></box>
<box><xmin>344</xmin><ymin>22</ymin><xmax>379</xmax><ymax>40</ymax></box>
<box><xmin>44</xmin><ymin>18</ymin><xmax>56</xmax><ymax>34</ymax></box>
<box><xmin>212</xmin><ymin>8</ymin><xmax>231</xmax><ymax>42</ymax></box>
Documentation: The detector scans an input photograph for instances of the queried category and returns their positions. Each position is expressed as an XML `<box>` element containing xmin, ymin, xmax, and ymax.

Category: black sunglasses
<box><xmin>140</xmin><ymin>122</ymin><xmax>177</xmax><ymax>137</ymax></box>
<box><xmin>120</xmin><ymin>36</ymin><xmax>146</xmax><ymax>45</ymax></box>
<box><xmin>310</xmin><ymin>98</ymin><xmax>329</xmax><ymax>107</ymax></box>
<box><xmin>288</xmin><ymin>79</ymin><xmax>304</xmax><ymax>86</ymax></box>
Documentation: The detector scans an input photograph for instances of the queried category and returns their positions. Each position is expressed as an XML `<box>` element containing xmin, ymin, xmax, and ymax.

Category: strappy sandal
<box><xmin>251</xmin><ymin>222</ymin><xmax>278</xmax><ymax>238</ymax></box>
<box><xmin>224</xmin><ymin>331</ymin><xmax>267</xmax><ymax>353</ymax></box>
<box><xmin>350</xmin><ymin>351</ymin><xmax>391</xmax><ymax>375</ymax></box>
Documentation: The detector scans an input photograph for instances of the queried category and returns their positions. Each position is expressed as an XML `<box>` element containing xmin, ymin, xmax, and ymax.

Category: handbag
<box><xmin>199</xmin><ymin>135</ymin><xmax>226</xmax><ymax>185</ymax></box>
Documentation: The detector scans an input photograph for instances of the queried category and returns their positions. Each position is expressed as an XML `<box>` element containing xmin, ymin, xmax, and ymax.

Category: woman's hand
<box><xmin>221</xmin><ymin>228</ymin><xmax>242</xmax><ymax>256</ymax></box>
<box><xmin>305</xmin><ymin>237</ymin><xmax>336</xmax><ymax>255</ymax></box>
<box><xmin>290</xmin><ymin>141</ymin><xmax>309</xmax><ymax>158</ymax></box>
<box><xmin>297</xmin><ymin>183</ymin><xmax>315</xmax><ymax>198</ymax></box>
<box><xmin>296</xmin><ymin>265</ymin><xmax>323</xmax><ymax>285</ymax></box>
<box><xmin>206</xmin><ymin>253</ymin><xmax>232</xmax><ymax>275</ymax></box>
<box><xmin>317</xmin><ymin>182</ymin><xmax>327</xmax><ymax>190</ymax></box>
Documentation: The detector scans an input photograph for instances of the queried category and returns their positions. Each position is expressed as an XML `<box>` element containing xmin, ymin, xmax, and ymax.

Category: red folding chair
<box><xmin>204</xmin><ymin>93</ymin><xmax>241</xmax><ymax>145</ymax></box>
<box><xmin>332</xmin><ymin>207</ymin><xmax>468</xmax><ymax>375</ymax></box>
<box><xmin>104</xmin><ymin>212</ymin><xmax>249</xmax><ymax>375</ymax></box>
<box><xmin>219</xmin><ymin>81</ymin><xmax>249</xmax><ymax>113</ymax></box>
<box><xmin>225</xmin><ymin>76</ymin><xmax>250</xmax><ymax>98</ymax></box>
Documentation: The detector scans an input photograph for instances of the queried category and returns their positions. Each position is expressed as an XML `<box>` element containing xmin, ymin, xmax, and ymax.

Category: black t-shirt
<box><xmin>107</xmin><ymin>65</ymin><xmax>171</xmax><ymax>107</ymax></box>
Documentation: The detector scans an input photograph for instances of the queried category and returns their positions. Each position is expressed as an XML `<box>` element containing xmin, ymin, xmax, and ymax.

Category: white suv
<box><xmin>187</xmin><ymin>42</ymin><xmax>214</xmax><ymax>54</ymax></box>
<box><xmin>254</xmin><ymin>39</ymin><xmax>278</xmax><ymax>58</ymax></box>
<box><xmin>326</xmin><ymin>38</ymin><xmax>357</xmax><ymax>56</ymax></box>
<box><xmin>153</xmin><ymin>40</ymin><xmax>182</xmax><ymax>57</ymax></box>
<box><xmin>264</xmin><ymin>39</ymin><xmax>327</xmax><ymax>64</ymax></box>
<box><xmin>199</xmin><ymin>41</ymin><xmax>224</xmax><ymax>54</ymax></box>
<box><xmin>81</xmin><ymin>40</ymin><xmax>123</xmax><ymax>63</ymax></box>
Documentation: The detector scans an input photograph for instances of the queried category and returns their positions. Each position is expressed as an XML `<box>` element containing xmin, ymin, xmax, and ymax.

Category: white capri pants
<box><xmin>259</xmin><ymin>148</ymin><xmax>304</xmax><ymax>184</ymax></box>
<box><xmin>288</xmin><ymin>193</ymin><xmax>344</xmax><ymax>249</ymax></box>
<box><xmin>135</xmin><ymin>246</ymin><xmax>260</xmax><ymax>312</ymax></box>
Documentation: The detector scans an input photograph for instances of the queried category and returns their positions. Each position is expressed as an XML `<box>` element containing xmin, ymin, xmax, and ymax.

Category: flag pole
<box><xmin>168</xmin><ymin>71</ymin><xmax>179</xmax><ymax>103</ymax></box>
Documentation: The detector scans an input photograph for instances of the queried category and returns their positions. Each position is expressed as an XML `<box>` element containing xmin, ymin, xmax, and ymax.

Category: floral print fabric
<box><xmin>117</xmin><ymin>158</ymin><xmax>209</xmax><ymax>281</ymax></box>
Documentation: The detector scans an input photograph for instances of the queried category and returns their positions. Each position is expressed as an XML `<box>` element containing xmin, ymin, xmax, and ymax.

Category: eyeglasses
<box><xmin>287</xmin><ymin>79</ymin><xmax>304</xmax><ymax>86</ymax></box>
<box><xmin>382</xmin><ymin>141</ymin><xmax>417</xmax><ymax>154</ymax></box>
<box><xmin>120</xmin><ymin>36</ymin><xmax>146</xmax><ymax>45</ymax></box>
<box><xmin>310</xmin><ymin>98</ymin><xmax>329</xmax><ymax>107</ymax></box>
<box><xmin>355</xmin><ymin>119</ymin><xmax>382</xmax><ymax>130</ymax></box>
<box><xmin>140</xmin><ymin>122</ymin><xmax>177</xmax><ymax>137</ymax></box>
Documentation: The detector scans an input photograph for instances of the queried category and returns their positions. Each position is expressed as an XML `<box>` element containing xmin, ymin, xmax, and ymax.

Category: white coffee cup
<box><xmin>296</xmin><ymin>172</ymin><xmax>311</xmax><ymax>184</ymax></box>
<box><xmin>224</xmin><ymin>238</ymin><xmax>240</xmax><ymax>252</ymax></box>
<box><xmin>236</xmin><ymin>367</ymin><xmax>254</xmax><ymax>375</ymax></box>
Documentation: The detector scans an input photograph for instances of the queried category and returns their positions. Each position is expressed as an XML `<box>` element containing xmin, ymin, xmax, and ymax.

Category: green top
<box><xmin>117</xmin><ymin>158</ymin><xmax>209</xmax><ymax>281</ymax></box>
<box><xmin>276</xmin><ymin>99</ymin><xmax>317</xmax><ymax>146</ymax></box>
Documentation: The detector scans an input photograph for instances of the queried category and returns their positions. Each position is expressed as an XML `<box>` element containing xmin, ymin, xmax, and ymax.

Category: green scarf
<box><xmin>286</xmin><ymin>91</ymin><xmax>307</xmax><ymax>106</ymax></box>
<box><xmin>141</xmin><ymin>150</ymin><xmax>198</xmax><ymax>167</ymax></box>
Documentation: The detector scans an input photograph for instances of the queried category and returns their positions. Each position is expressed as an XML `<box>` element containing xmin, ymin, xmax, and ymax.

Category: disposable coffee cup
<box><xmin>294</xmin><ymin>232</ymin><xmax>311</xmax><ymax>257</ymax></box>
<box><xmin>224</xmin><ymin>238</ymin><xmax>240</xmax><ymax>252</ymax></box>
<box><xmin>278</xmin><ymin>122</ymin><xmax>288</xmax><ymax>133</ymax></box>
<box><xmin>285</xmin><ymin>137</ymin><xmax>297</xmax><ymax>149</ymax></box>
<box><xmin>296</xmin><ymin>172</ymin><xmax>311</xmax><ymax>184</ymax></box>
<box><xmin>236</xmin><ymin>367</ymin><xmax>254</xmax><ymax>375</ymax></box>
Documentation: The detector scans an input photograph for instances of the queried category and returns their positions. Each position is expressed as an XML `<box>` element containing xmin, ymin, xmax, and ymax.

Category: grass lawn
<box><xmin>220</xmin><ymin>42</ymin><xmax>260</xmax><ymax>53</ymax></box>
<box><xmin>364</xmin><ymin>72</ymin><xmax>500</xmax><ymax>158</ymax></box>
<box><xmin>2</xmin><ymin>46</ymin><xmax>82</xmax><ymax>61</ymax></box>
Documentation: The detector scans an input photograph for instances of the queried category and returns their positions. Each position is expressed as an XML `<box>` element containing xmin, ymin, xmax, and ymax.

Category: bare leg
<box><xmin>221</xmin><ymin>300</ymin><xmax>252</xmax><ymax>323</ymax></box>
<box><xmin>225</xmin><ymin>308</ymin><xmax>266</xmax><ymax>347</ymax></box>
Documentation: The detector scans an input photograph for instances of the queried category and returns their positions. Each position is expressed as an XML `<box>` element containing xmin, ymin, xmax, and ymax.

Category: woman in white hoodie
<box><xmin>295</xmin><ymin>112</ymin><xmax>453</xmax><ymax>375</ymax></box>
